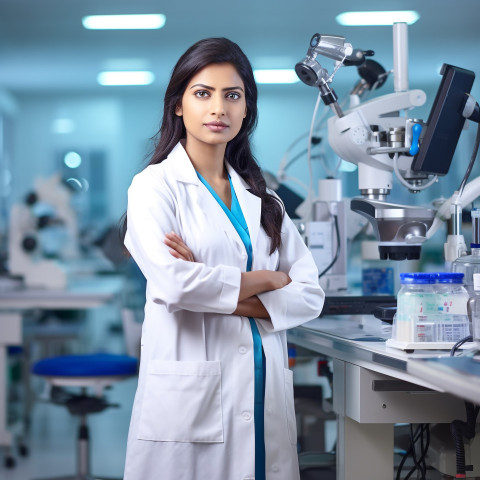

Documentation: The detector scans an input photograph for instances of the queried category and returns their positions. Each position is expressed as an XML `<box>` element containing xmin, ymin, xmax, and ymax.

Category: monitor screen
<box><xmin>411</xmin><ymin>64</ymin><xmax>475</xmax><ymax>175</ymax></box>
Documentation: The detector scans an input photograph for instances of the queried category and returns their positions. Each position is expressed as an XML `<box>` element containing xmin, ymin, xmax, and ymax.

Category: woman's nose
<box><xmin>211</xmin><ymin>96</ymin><xmax>226</xmax><ymax>116</ymax></box>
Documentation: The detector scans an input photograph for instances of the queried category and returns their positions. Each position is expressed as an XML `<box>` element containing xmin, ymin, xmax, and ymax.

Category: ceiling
<box><xmin>0</xmin><ymin>0</ymin><xmax>479</xmax><ymax>95</ymax></box>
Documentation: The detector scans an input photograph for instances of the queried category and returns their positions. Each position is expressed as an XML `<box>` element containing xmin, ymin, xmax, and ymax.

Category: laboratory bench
<box><xmin>0</xmin><ymin>274</ymin><xmax>125</xmax><ymax>469</ymax></box>
<box><xmin>288</xmin><ymin>315</ymin><xmax>480</xmax><ymax>480</ymax></box>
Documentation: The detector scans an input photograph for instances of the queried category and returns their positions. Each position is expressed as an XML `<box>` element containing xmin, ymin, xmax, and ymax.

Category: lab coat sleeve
<box><xmin>257</xmin><ymin>213</ymin><xmax>325</xmax><ymax>332</ymax></box>
<box><xmin>124</xmin><ymin>171</ymin><xmax>241</xmax><ymax>314</ymax></box>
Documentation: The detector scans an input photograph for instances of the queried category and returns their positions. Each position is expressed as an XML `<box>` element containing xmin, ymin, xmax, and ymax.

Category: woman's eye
<box><xmin>226</xmin><ymin>92</ymin><xmax>241</xmax><ymax>100</ymax></box>
<box><xmin>194</xmin><ymin>90</ymin><xmax>209</xmax><ymax>98</ymax></box>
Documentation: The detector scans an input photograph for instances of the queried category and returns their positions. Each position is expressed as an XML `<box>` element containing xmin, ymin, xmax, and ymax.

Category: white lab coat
<box><xmin>123</xmin><ymin>142</ymin><xmax>325</xmax><ymax>480</ymax></box>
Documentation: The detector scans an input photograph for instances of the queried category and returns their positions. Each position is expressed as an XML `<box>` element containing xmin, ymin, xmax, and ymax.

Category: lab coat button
<box><xmin>271</xmin><ymin>464</ymin><xmax>280</xmax><ymax>472</ymax></box>
<box><xmin>238</xmin><ymin>346</ymin><xmax>247</xmax><ymax>354</ymax></box>
<box><xmin>242</xmin><ymin>411</ymin><xmax>252</xmax><ymax>421</ymax></box>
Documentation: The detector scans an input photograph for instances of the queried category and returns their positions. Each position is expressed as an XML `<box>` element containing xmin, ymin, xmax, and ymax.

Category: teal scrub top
<box><xmin>196</xmin><ymin>171</ymin><xmax>266</xmax><ymax>480</ymax></box>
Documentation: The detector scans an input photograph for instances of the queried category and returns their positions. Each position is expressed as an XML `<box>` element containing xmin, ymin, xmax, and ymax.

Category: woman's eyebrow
<box><xmin>189</xmin><ymin>83</ymin><xmax>244</xmax><ymax>92</ymax></box>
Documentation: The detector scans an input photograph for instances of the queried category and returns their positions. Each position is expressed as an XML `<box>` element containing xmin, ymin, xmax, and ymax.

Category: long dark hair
<box><xmin>124</xmin><ymin>37</ymin><xmax>284</xmax><ymax>254</ymax></box>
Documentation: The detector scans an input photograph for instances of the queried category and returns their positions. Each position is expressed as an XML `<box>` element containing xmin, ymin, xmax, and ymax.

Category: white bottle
<box><xmin>395</xmin><ymin>272</ymin><xmax>437</xmax><ymax>343</ymax></box>
<box><xmin>467</xmin><ymin>273</ymin><xmax>480</xmax><ymax>348</ymax></box>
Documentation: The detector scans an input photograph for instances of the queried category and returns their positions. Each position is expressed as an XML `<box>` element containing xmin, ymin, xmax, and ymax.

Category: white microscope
<box><xmin>295</xmin><ymin>23</ymin><xmax>480</xmax><ymax>264</ymax></box>
<box><xmin>8</xmin><ymin>174</ymin><xmax>80</xmax><ymax>289</ymax></box>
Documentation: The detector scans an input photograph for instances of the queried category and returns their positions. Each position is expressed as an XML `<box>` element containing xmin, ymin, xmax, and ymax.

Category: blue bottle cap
<box><xmin>399</xmin><ymin>272</ymin><xmax>437</xmax><ymax>284</ymax></box>
<box><xmin>436</xmin><ymin>272</ymin><xmax>464</xmax><ymax>283</ymax></box>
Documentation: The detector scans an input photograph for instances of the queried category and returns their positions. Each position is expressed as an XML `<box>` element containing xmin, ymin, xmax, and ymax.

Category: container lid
<box><xmin>399</xmin><ymin>272</ymin><xmax>436</xmax><ymax>284</ymax></box>
<box><xmin>436</xmin><ymin>272</ymin><xmax>464</xmax><ymax>284</ymax></box>
<box><xmin>474</xmin><ymin>273</ymin><xmax>480</xmax><ymax>290</ymax></box>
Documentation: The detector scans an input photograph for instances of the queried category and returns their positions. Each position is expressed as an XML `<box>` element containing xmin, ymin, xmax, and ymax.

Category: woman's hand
<box><xmin>164</xmin><ymin>232</ymin><xmax>195</xmax><ymax>262</ymax></box>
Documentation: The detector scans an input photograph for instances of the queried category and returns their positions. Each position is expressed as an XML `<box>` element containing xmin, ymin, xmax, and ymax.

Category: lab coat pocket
<box><xmin>137</xmin><ymin>360</ymin><xmax>224</xmax><ymax>443</ymax></box>
<box><xmin>284</xmin><ymin>367</ymin><xmax>298</xmax><ymax>445</ymax></box>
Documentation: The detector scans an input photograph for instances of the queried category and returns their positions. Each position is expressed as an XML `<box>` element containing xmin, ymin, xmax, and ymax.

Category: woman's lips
<box><xmin>204</xmin><ymin>121</ymin><xmax>228</xmax><ymax>132</ymax></box>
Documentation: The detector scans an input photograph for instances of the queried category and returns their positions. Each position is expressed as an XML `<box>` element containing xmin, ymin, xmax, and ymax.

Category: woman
<box><xmin>123</xmin><ymin>37</ymin><xmax>324</xmax><ymax>480</ymax></box>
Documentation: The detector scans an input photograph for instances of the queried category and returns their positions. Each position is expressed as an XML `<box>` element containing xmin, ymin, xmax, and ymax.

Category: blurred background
<box><xmin>2</xmin><ymin>2</ymin><xmax>480</xmax><ymax>478</ymax></box>
<box><xmin>1</xmin><ymin>0</ymin><xmax>479</xmax><ymax>241</ymax></box>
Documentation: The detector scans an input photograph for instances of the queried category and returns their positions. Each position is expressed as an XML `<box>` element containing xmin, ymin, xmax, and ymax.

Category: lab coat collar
<box><xmin>166</xmin><ymin>142</ymin><xmax>199</xmax><ymax>185</ymax></box>
<box><xmin>167</xmin><ymin>142</ymin><xmax>262</xmax><ymax>255</ymax></box>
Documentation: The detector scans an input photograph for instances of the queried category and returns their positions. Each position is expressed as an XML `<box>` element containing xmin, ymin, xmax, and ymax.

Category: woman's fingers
<box><xmin>164</xmin><ymin>232</ymin><xmax>195</xmax><ymax>262</ymax></box>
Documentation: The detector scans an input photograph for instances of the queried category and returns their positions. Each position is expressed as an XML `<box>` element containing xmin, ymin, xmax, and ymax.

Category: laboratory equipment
<box><xmin>8</xmin><ymin>174</ymin><xmax>79</xmax><ymax>289</ymax></box>
<box><xmin>467</xmin><ymin>273</ymin><xmax>480</xmax><ymax>348</ymax></box>
<box><xmin>295</xmin><ymin>33</ymin><xmax>372</xmax><ymax>118</ymax></box>
<box><xmin>296</xmin><ymin>24</ymin><xmax>480</xmax><ymax>261</ymax></box>
<box><xmin>307</xmin><ymin>178</ymin><xmax>347</xmax><ymax>291</ymax></box>
<box><xmin>453</xmin><ymin>208</ymin><xmax>480</xmax><ymax>295</ymax></box>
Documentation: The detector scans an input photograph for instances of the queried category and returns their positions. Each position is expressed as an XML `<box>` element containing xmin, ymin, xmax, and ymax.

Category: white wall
<box><xmin>12</xmin><ymin>93</ymin><xmax>160</xmax><ymax>227</ymax></box>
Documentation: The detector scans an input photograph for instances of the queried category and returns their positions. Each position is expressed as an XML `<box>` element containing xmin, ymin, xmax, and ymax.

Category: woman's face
<box><xmin>176</xmin><ymin>63</ymin><xmax>247</xmax><ymax>148</ymax></box>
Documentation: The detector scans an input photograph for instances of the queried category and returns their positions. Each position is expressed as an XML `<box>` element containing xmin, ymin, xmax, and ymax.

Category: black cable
<box><xmin>418</xmin><ymin>424</ymin><xmax>427</xmax><ymax>478</ymax></box>
<box><xmin>450</xmin><ymin>335</ymin><xmax>473</xmax><ymax>356</ymax></box>
<box><xmin>396</xmin><ymin>445</ymin><xmax>410</xmax><ymax>480</ymax></box>
<box><xmin>318</xmin><ymin>214</ymin><xmax>340</xmax><ymax>278</ymax></box>
<box><xmin>404</xmin><ymin>434</ymin><xmax>427</xmax><ymax>479</ymax></box>
<box><xmin>447</xmin><ymin>331</ymin><xmax>478</xmax><ymax>477</ymax></box>
<box><xmin>458</xmin><ymin>122</ymin><xmax>480</xmax><ymax>198</ymax></box>
<box><xmin>423</xmin><ymin>425</ymin><xmax>430</xmax><ymax>475</ymax></box>
<box><xmin>451</xmin><ymin>401</ymin><xmax>480</xmax><ymax>477</ymax></box>
<box><xmin>397</xmin><ymin>424</ymin><xmax>430</xmax><ymax>480</ymax></box>
<box><xmin>396</xmin><ymin>425</ymin><xmax>420</xmax><ymax>480</ymax></box>
<box><xmin>404</xmin><ymin>424</ymin><xmax>426</xmax><ymax>480</ymax></box>
<box><xmin>418</xmin><ymin>424</ymin><xmax>430</xmax><ymax>478</ymax></box>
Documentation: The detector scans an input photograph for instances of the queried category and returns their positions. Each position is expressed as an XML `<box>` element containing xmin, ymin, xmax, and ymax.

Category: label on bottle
<box><xmin>396</xmin><ymin>291</ymin><xmax>437</xmax><ymax>342</ymax></box>
<box><xmin>437</xmin><ymin>293</ymin><xmax>468</xmax><ymax>315</ymax></box>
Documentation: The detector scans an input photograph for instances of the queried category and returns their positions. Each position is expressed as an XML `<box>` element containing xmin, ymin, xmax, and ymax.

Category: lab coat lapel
<box><xmin>167</xmin><ymin>144</ymin><xmax>254</xmax><ymax>255</ymax></box>
<box><xmin>226</xmin><ymin>163</ymin><xmax>261</xmax><ymax>253</ymax></box>
<box><xmin>167</xmin><ymin>143</ymin><xmax>222</xmax><ymax>223</ymax></box>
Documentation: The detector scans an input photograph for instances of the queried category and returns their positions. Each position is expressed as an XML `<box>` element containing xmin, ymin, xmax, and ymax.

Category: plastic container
<box><xmin>393</xmin><ymin>272</ymin><xmax>438</xmax><ymax>343</ymax></box>
<box><xmin>452</xmin><ymin>208</ymin><xmax>480</xmax><ymax>296</ymax></box>
<box><xmin>467</xmin><ymin>273</ymin><xmax>480</xmax><ymax>348</ymax></box>
<box><xmin>435</xmin><ymin>272</ymin><xmax>470</xmax><ymax>342</ymax></box>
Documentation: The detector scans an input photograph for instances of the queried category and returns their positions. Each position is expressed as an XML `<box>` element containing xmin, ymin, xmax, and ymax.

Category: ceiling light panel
<box><xmin>253</xmin><ymin>69</ymin><xmax>299</xmax><ymax>84</ymax></box>
<box><xmin>336</xmin><ymin>11</ymin><xmax>420</xmax><ymax>26</ymax></box>
<box><xmin>82</xmin><ymin>14</ymin><xmax>166</xmax><ymax>30</ymax></box>
<box><xmin>97</xmin><ymin>71</ymin><xmax>155</xmax><ymax>86</ymax></box>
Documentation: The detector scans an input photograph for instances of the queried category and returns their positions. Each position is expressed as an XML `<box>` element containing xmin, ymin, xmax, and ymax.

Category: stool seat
<box><xmin>31</xmin><ymin>353</ymin><xmax>138</xmax><ymax>480</ymax></box>
<box><xmin>32</xmin><ymin>353</ymin><xmax>138</xmax><ymax>377</ymax></box>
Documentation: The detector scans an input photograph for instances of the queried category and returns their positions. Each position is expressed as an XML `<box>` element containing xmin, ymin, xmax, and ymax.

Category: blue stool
<box><xmin>32</xmin><ymin>353</ymin><xmax>138</xmax><ymax>480</ymax></box>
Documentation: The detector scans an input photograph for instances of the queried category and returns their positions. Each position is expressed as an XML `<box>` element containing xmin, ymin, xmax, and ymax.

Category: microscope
<box><xmin>8</xmin><ymin>174</ymin><xmax>79</xmax><ymax>289</ymax></box>
<box><xmin>296</xmin><ymin>23</ymin><xmax>479</xmax><ymax>262</ymax></box>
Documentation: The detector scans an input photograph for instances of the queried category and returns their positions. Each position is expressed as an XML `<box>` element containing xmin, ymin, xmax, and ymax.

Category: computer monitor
<box><xmin>411</xmin><ymin>64</ymin><xmax>475</xmax><ymax>175</ymax></box>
